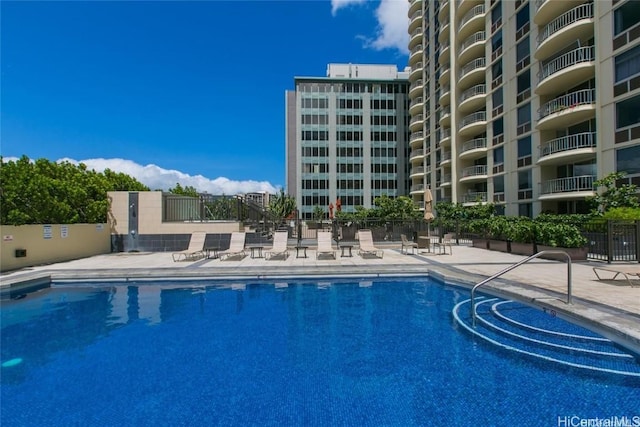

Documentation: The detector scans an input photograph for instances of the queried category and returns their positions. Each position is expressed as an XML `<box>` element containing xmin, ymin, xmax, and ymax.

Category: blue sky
<box><xmin>1</xmin><ymin>0</ymin><xmax>409</xmax><ymax>194</ymax></box>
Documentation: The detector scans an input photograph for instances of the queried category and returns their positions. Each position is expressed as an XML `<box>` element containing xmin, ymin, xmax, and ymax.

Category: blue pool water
<box><xmin>1</xmin><ymin>278</ymin><xmax>639</xmax><ymax>426</ymax></box>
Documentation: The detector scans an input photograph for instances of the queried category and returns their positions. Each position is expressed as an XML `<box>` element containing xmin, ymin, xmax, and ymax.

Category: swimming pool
<box><xmin>2</xmin><ymin>278</ymin><xmax>639</xmax><ymax>426</ymax></box>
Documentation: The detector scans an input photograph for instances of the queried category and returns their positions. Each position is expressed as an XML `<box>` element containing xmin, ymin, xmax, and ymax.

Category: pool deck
<box><xmin>2</xmin><ymin>244</ymin><xmax>639</xmax><ymax>354</ymax></box>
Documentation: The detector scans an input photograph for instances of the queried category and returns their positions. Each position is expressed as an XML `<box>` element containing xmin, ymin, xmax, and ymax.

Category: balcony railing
<box><xmin>535</xmin><ymin>0</ymin><xmax>547</xmax><ymax>11</ymax></box>
<box><xmin>411</xmin><ymin>62</ymin><xmax>423</xmax><ymax>73</ymax></box>
<box><xmin>460</xmin><ymin>31</ymin><xmax>486</xmax><ymax>52</ymax></box>
<box><xmin>462</xmin><ymin>164</ymin><xmax>488</xmax><ymax>177</ymax></box>
<box><xmin>411</xmin><ymin>184</ymin><xmax>424</xmax><ymax>192</ymax></box>
<box><xmin>442</xmin><ymin>151</ymin><xmax>452</xmax><ymax>161</ymax></box>
<box><xmin>460</xmin><ymin>111</ymin><xmax>486</xmax><ymax>128</ymax></box>
<box><xmin>410</xmin><ymin>97</ymin><xmax>423</xmax><ymax>108</ymax></box>
<box><xmin>460</xmin><ymin>57</ymin><xmax>486</xmax><ymax>79</ymax></box>
<box><xmin>411</xmin><ymin>166</ymin><xmax>425</xmax><ymax>175</ymax></box>
<box><xmin>539</xmin><ymin>46</ymin><xmax>595</xmax><ymax>82</ymax></box>
<box><xmin>541</xmin><ymin>175</ymin><xmax>595</xmax><ymax>194</ymax></box>
<box><xmin>410</xmin><ymin>149</ymin><xmax>424</xmax><ymax>158</ymax></box>
<box><xmin>410</xmin><ymin>114</ymin><xmax>424</xmax><ymax>126</ymax></box>
<box><xmin>538</xmin><ymin>88</ymin><xmax>596</xmax><ymax>120</ymax></box>
<box><xmin>441</xmin><ymin>84</ymin><xmax>451</xmax><ymax>95</ymax></box>
<box><xmin>442</xmin><ymin>174</ymin><xmax>452</xmax><ymax>183</ymax></box>
<box><xmin>410</xmin><ymin>10</ymin><xmax>423</xmax><ymax>21</ymax></box>
<box><xmin>410</xmin><ymin>131</ymin><xmax>424</xmax><ymax>142</ymax></box>
<box><xmin>539</xmin><ymin>132</ymin><xmax>596</xmax><ymax>158</ymax></box>
<box><xmin>460</xmin><ymin>84</ymin><xmax>486</xmax><ymax>103</ymax></box>
<box><xmin>461</xmin><ymin>137</ymin><xmax>487</xmax><ymax>153</ymax></box>
<box><xmin>537</xmin><ymin>2</ymin><xmax>594</xmax><ymax>46</ymax></box>
<box><xmin>411</xmin><ymin>44</ymin><xmax>423</xmax><ymax>56</ymax></box>
<box><xmin>438</xmin><ymin>127</ymin><xmax>451</xmax><ymax>140</ymax></box>
<box><xmin>460</xmin><ymin>4</ymin><xmax>485</xmax><ymax>28</ymax></box>
<box><xmin>462</xmin><ymin>192</ymin><xmax>488</xmax><ymax>203</ymax></box>
<box><xmin>410</xmin><ymin>79</ymin><xmax>423</xmax><ymax>92</ymax></box>
<box><xmin>411</xmin><ymin>27</ymin><xmax>423</xmax><ymax>39</ymax></box>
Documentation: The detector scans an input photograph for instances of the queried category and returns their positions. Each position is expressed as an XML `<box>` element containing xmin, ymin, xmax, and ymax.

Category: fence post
<box><xmin>607</xmin><ymin>220</ymin><xmax>614</xmax><ymax>264</ymax></box>
<box><xmin>636</xmin><ymin>220</ymin><xmax>640</xmax><ymax>264</ymax></box>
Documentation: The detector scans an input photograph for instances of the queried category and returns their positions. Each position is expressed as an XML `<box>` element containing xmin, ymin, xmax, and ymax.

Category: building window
<box><xmin>517</xmin><ymin>135</ymin><xmax>532</xmax><ymax>167</ymax></box>
<box><xmin>516</xmin><ymin>69</ymin><xmax>531</xmax><ymax>103</ymax></box>
<box><xmin>491</xmin><ymin>1</ymin><xmax>502</xmax><ymax>33</ymax></box>
<box><xmin>617</xmin><ymin>144</ymin><xmax>640</xmax><ymax>175</ymax></box>
<box><xmin>518</xmin><ymin>170</ymin><xmax>533</xmax><ymax>200</ymax></box>
<box><xmin>492</xmin><ymin>59</ymin><xmax>503</xmax><ymax>88</ymax></box>
<box><xmin>518</xmin><ymin>203</ymin><xmax>532</xmax><ymax>218</ymax></box>
<box><xmin>493</xmin><ymin>174</ymin><xmax>505</xmax><ymax>202</ymax></box>
<box><xmin>493</xmin><ymin>146</ymin><xmax>504</xmax><ymax>173</ymax></box>
<box><xmin>492</xmin><ymin>117</ymin><xmax>504</xmax><ymax>145</ymax></box>
<box><xmin>614</xmin><ymin>1</ymin><xmax>640</xmax><ymax>36</ymax></box>
<box><xmin>616</xmin><ymin>94</ymin><xmax>640</xmax><ymax>129</ymax></box>
<box><xmin>615</xmin><ymin>44</ymin><xmax>640</xmax><ymax>83</ymax></box>
<box><xmin>515</xmin><ymin>3</ymin><xmax>529</xmax><ymax>40</ymax></box>
<box><xmin>517</xmin><ymin>103</ymin><xmax>531</xmax><ymax>135</ymax></box>
<box><xmin>492</xmin><ymin>87</ymin><xmax>503</xmax><ymax>116</ymax></box>
<box><xmin>516</xmin><ymin>35</ymin><xmax>530</xmax><ymax>71</ymax></box>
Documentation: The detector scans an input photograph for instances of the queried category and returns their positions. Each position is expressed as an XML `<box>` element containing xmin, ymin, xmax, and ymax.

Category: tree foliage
<box><xmin>588</xmin><ymin>172</ymin><xmax>639</xmax><ymax>212</ymax></box>
<box><xmin>1</xmin><ymin>155</ymin><xmax>149</xmax><ymax>225</ymax></box>
<box><xmin>168</xmin><ymin>183</ymin><xmax>199</xmax><ymax>198</ymax></box>
<box><xmin>335</xmin><ymin>196</ymin><xmax>422</xmax><ymax>221</ymax></box>
<box><xmin>267</xmin><ymin>190</ymin><xmax>296</xmax><ymax>226</ymax></box>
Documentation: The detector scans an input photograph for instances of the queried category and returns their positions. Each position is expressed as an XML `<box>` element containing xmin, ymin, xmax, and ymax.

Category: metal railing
<box><xmin>461</xmin><ymin>137</ymin><xmax>487</xmax><ymax>153</ymax></box>
<box><xmin>541</xmin><ymin>175</ymin><xmax>595</xmax><ymax>194</ymax></box>
<box><xmin>537</xmin><ymin>2</ymin><xmax>593</xmax><ymax>46</ymax></box>
<box><xmin>410</xmin><ymin>80</ymin><xmax>423</xmax><ymax>92</ymax></box>
<box><xmin>410</xmin><ymin>131</ymin><xmax>424</xmax><ymax>142</ymax></box>
<box><xmin>462</xmin><ymin>191</ymin><xmax>487</xmax><ymax>203</ymax></box>
<box><xmin>460</xmin><ymin>31</ymin><xmax>486</xmax><ymax>52</ymax></box>
<box><xmin>462</xmin><ymin>164</ymin><xmax>488</xmax><ymax>177</ymax></box>
<box><xmin>538</xmin><ymin>89</ymin><xmax>595</xmax><ymax>120</ymax></box>
<box><xmin>539</xmin><ymin>46</ymin><xmax>595</xmax><ymax>82</ymax></box>
<box><xmin>460</xmin><ymin>4</ymin><xmax>485</xmax><ymax>28</ymax></box>
<box><xmin>460</xmin><ymin>57</ymin><xmax>486</xmax><ymax>79</ymax></box>
<box><xmin>410</xmin><ymin>149</ymin><xmax>424</xmax><ymax>159</ymax></box>
<box><xmin>470</xmin><ymin>250</ymin><xmax>573</xmax><ymax>327</ymax></box>
<box><xmin>460</xmin><ymin>84</ymin><xmax>486</xmax><ymax>103</ymax></box>
<box><xmin>460</xmin><ymin>110</ymin><xmax>486</xmax><ymax>128</ymax></box>
<box><xmin>411</xmin><ymin>44</ymin><xmax>423</xmax><ymax>56</ymax></box>
<box><xmin>410</xmin><ymin>97</ymin><xmax>424</xmax><ymax>109</ymax></box>
<box><xmin>441</xmin><ymin>150</ymin><xmax>452</xmax><ymax>161</ymax></box>
<box><xmin>411</xmin><ymin>62</ymin><xmax>423</xmax><ymax>73</ymax></box>
<box><xmin>410</xmin><ymin>114</ymin><xmax>424</xmax><ymax>126</ymax></box>
<box><xmin>539</xmin><ymin>132</ymin><xmax>596</xmax><ymax>158</ymax></box>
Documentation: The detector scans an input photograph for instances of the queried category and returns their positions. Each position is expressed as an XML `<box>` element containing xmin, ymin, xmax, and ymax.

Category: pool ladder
<box><xmin>470</xmin><ymin>250</ymin><xmax>572</xmax><ymax>327</ymax></box>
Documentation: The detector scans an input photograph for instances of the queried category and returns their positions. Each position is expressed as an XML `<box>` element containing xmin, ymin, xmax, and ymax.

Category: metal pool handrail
<box><xmin>470</xmin><ymin>250</ymin><xmax>572</xmax><ymax>327</ymax></box>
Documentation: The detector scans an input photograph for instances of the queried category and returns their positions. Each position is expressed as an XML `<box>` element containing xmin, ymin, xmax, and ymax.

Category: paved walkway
<box><xmin>2</xmin><ymin>244</ymin><xmax>639</xmax><ymax>354</ymax></box>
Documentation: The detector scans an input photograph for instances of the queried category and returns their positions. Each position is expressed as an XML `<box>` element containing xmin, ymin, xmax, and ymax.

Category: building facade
<box><xmin>286</xmin><ymin>64</ymin><xmax>411</xmax><ymax>220</ymax></box>
<box><xmin>408</xmin><ymin>0</ymin><xmax>640</xmax><ymax>216</ymax></box>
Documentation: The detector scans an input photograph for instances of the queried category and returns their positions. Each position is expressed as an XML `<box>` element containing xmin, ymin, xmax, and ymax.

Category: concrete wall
<box><xmin>0</xmin><ymin>223</ymin><xmax>111</xmax><ymax>272</ymax></box>
<box><xmin>108</xmin><ymin>191</ymin><xmax>248</xmax><ymax>252</ymax></box>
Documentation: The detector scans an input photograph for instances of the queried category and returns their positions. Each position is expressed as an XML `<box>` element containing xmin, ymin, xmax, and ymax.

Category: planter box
<box><xmin>488</xmin><ymin>240</ymin><xmax>508</xmax><ymax>252</ymax></box>
<box><xmin>510</xmin><ymin>242</ymin><xmax>535</xmax><ymax>256</ymax></box>
<box><xmin>537</xmin><ymin>245</ymin><xmax>588</xmax><ymax>261</ymax></box>
<box><xmin>472</xmin><ymin>239</ymin><xmax>490</xmax><ymax>250</ymax></box>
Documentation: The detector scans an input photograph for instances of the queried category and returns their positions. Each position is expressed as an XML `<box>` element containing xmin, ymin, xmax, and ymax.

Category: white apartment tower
<box><xmin>408</xmin><ymin>0</ymin><xmax>640</xmax><ymax>216</ymax></box>
<box><xmin>286</xmin><ymin>64</ymin><xmax>410</xmax><ymax>220</ymax></box>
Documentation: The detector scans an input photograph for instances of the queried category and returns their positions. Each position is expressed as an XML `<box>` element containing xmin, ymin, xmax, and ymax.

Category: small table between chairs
<box><xmin>295</xmin><ymin>246</ymin><xmax>308</xmax><ymax>258</ymax></box>
<box><xmin>247</xmin><ymin>245</ymin><xmax>265</xmax><ymax>259</ymax></box>
<box><xmin>339</xmin><ymin>243</ymin><xmax>355</xmax><ymax>257</ymax></box>
<box><xmin>204</xmin><ymin>247</ymin><xmax>220</xmax><ymax>259</ymax></box>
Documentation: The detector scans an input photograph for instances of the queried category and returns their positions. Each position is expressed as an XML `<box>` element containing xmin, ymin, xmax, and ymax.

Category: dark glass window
<box><xmin>616</xmin><ymin>94</ymin><xmax>640</xmax><ymax>128</ymax></box>
<box><xmin>492</xmin><ymin>87</ymin><xmax>503</xmax><ymax>108</ymax></box>
<box><xmin>614</xmin><ymin>1</ymin><xmax>640</xmax><ymax>35</ymax></box>
<box><xmin>517</xmin><ymin>70</ymin><xmax>530</xmax><ymax>95</ymax></box>
<box><xmin>517</xmin><ymin>103</ymin><xmax>531</xmax><ymax>127</ymax></box>
<box><xmin>493</xmin><ymin>117</ymin><xmax>504</xmax><ymax>135</ymax></box>
<box><xmin>615</xmin><ymin>44</ymin><xmax>640</xmax><ymax>82</ymax></box>
<box><xmin>516</xmin><ymin>36</ymin><xmax>530</xmax><ymax>63</ymax></box>
<box><xmin>518</xmin><ymin>136</ymin><xmax>532</xmax><ymax>158</ymax></box>
<box><xmin>616</xmin><ymin>144</ymin><xmax>640</xmax><ymax>175</ymax></box>
<box><xmin>516</xmin><ymin>3</ymin><xmax>529</xmax><ymax>32</ymax></box>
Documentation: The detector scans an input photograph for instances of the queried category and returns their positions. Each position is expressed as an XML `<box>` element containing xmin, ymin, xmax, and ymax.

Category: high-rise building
<box><xmin>408</xmin><ymin>0</ymin><xmax>640</xmax><ymax>216</ymax></box>
<box><xmin>286</xmin><ymin>64</ymin><xmax>411</xmax><ymax>220</ymax></box>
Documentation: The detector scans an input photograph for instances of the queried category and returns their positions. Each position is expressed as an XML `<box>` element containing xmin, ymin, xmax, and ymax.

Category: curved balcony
<box><xmin>462</xmin><ymin>191</ymin><xmax>488</xmax><ymax>204</ymax></box>
<box><xmin>409</xmin><ymin>10</ymin><xmax>423</xmax><ymax>33</ymax></box>
<box><xmin>460</xmin><ymin>165</ymin><xmax>488</xmax><ymax>183</ymax></box>
<box><xmin>458</xmin><ymin>57</ymin><xmax>486</xmax><ymax>89</ymax></box>
<box><xmin>409</xmin><ymin>62</ymin><xmax>423</xmax><ymax>82</ymax></box>
<box><xmin>534</xmin><ymin>0</ymin><xmax>584</xmax><ymax>26</ymax></box>
<box><xmin>458</xmin><ymin>4</ymin><xmax>485</xmax><ymax>41</ymax></box>
<box><xmin>537</xmin><ymin>89</ymin><xmax>596</xmax><ymax>130</ymax></box>
<box><xmin>536</xmin><ymin>2</ymin><xmax>594</xmax><ymax>60</ymax></box>
<box><xmin>458</xmin><ymin>31</ymin><xmax>486</xmax><ymax>65</ymax></box>
<box><xmin>458</xmin><ymin>84</ymin><xmax>486</xmax><ymax>113</ymax></box>
<box><xmin>438</xmin><ymin>127</ymin><xmax>452</xmax><ymax>146</ymax></box>
<box><xmin>536</xmin><ymin>46</ymin><xmax>595</xmax><ymax>95</ymax></box>
<box><xmin>539</xmin><ymin>175</ymin><xmax>595</xmax><ymax>200</ymax></box>
<box><xmin>409</xmin><ymin>44</ymin><xmax>423</xmax><ymax>65</ymax></box>
<box><xmin>409</xmin><ymin>0</ymin><xmax>422</xmax><ymax>18</ymax></box>
<box><xmin>410</xmin><ymin>183</ymin><xmax>425</xmax><ymax>195</ymax></box>
<box><xmin>439</xmin><ymin>63</ymin><xmax>451</xmax><ymax>85</ymax></box>
<box><xmin>409</xmin><ymin>79</ymin><xmax>424</xmax><ymax>98</ymax></box>
<box><xmin>439</xmin><ymin>40</ymin><xmax>450</xmax><ymax>65</ymax></box>
<box><xmin>438</xmin><ymin>106</ymin><xmax>451</xmax><ymax>127</ymax></box>
<box><xmin>409</xmin><ymin>130</ymin><xmax>424</xmax><ymax>146</ymax></box>
<box><xmin>537</xmin><ymin>132</ymin><xmax>596</xmax><ymax>166</ymax></box>
<box><xmin>409</xmin><ymin>97</ymin><xmax>424</xmax><ymax>115</ymax></box>
<box><xmin>409</xmin><ymin>114</ymin><xmax>424</xmax><ymax>132</ymax></box>
<box><xmin>409</xmin><ymin>27</ymin><xmax>423</xmax><ymax>50</ymax></box>
<box><xmin>439</xmin><ymin>84</ymin><xmax>451</xmax><ymax>106</ymax></box>
<box><xmin>410</xmin><ymin>165</ymin><xmax>425</xmax><ymax>178</ymax></box>
<box><xmin>458</xmin><ymin>110</ymin><xmax>487</xmax><ymax>137</ymax></box>
<box><xmin>456</xmin><ymin>0</ymin><xmax>483</xmax><ymax>21</ymax></box>
<box><xmin>438</xmin><ymin>0</ymin><xmax>450</xmax><ymax>21</ymax></box>
<box><xmin>439</xmin><ymin>20</ymin><xmax>451</xmax><ymax>43</ymax></box>
<box><xmin>410</xmin><ymin>148</ymin><xmax>424</xmax><ymax>162</ymax></box>
<box><xmin>440</xmin><ymin>150</ymin><xmax>452</xmax><ymax>166</ymax></box>
<box><xmin>459</xmin><ymin>138</ymin><xmax>488</xmax><ymax>160</ymax></box>
<box><xmin>441</xmin><ymin>174</ymin><xmax>452</xmax><ymax>187</ymax></box>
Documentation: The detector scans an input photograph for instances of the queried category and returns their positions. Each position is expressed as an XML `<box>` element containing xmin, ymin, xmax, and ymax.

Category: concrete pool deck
<box><xmin>2</xmin><ymin>244</ymin><xmax>639</xmax><ymax>354</ymax></box>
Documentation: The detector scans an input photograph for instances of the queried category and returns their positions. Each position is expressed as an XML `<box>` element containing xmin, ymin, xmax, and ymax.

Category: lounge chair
<box><xmin>316</xmin><ymin>231</ymin><xmax>337</xmax><ymax>259</ymax></box>
<box><xmin>265</xmin><ymin>231</ymin><xmax>289</xmax><ymax>260</ymax></box>
<box><xmin>434</xmin><ymin>233</ymin><xmax>455</xmax><ymax>255</ymax></box>
<box><xmin>401</xmin><ymin>234</ymin><xmax>418</xmax><ymax>255</ymax></box>
<box><xmin>172</xmin><ymin>231</ymin><xmax>207</xmax><ymax>262</ymax></box>
<box><xmin>219</xmin><ymin>232</ymin><xmax>247</xmax><ymax>261</ymax></box>
<box><xmin>592</xmin><ymin>266</ymin><xmax>640</xmax><ymax>287</ymax></box>
<box><xmin>357</xmin><ymin>229</ymin><xmax>383</xmax><ymax>258</ymax></box>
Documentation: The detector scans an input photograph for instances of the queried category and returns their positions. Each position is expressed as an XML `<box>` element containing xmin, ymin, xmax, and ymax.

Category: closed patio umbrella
<box><xmin>424</xmin><ymin>188</ymin><xmax>435</xmax><ymax>235</ymax></box>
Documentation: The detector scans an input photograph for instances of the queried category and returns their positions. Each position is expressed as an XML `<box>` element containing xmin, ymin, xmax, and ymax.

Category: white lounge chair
<box><xmin>316</xmin><ymin>231</ymin><xmax>336</xmax><ymax>259</ymax></box>
<box><xmin>219</xmin><ymin>232</ymin><xmax>246</xmax><ymax>261</ymax></box>
<box><xmin>172</xmin><ymin>231</ymin><xmax>207</xmax><ymax>262</ymax></box>
<box><xmin>357</xmin><ymin>229</ymin><xmax>383</xmax><ymax>258</ymax></box>
<box><xmin>401</xmin><ymin>234</ymin><xmax>418</xmax><ymax>255</ymax></box>
<box><xmin>592</xmin><ymin>266</ymin><xmax>640</xmax><ymax>287</ymax></box>
<box><xmin>265</xmin><ymin>231</ymin><xmax>289</xmax><ymax>260</ymax></box>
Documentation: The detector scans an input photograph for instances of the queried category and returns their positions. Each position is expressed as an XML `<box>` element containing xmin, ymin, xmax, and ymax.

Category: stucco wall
<box><xmin>0</xmin><ymin>224</ymin><xmax>111</xmax><ymax>272</ymax></box>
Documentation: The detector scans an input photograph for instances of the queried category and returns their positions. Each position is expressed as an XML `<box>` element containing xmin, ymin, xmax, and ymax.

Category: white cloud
<box><xmin>331</xmin><ymin>0</ymin><xmax>367</xmax><ymax>16</ymax></box>
<box><xmin>333</xmin><ymin>0</ymin><xmax>409</xmax><ymax>55</ymax></box>
<box><xmin>4</xmin><ymin>156</ymin><xmax>278</xmax><ymax>195</ymax></box>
